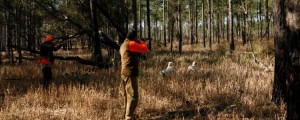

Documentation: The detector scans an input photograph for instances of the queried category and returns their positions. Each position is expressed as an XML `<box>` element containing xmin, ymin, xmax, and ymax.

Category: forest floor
<box><xmin>0</xmin><ymin>40</ymin><xmax>285</xmax><ymax>119</ymax></box>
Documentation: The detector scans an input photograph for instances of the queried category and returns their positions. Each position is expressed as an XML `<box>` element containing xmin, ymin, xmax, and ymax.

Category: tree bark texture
<box><xmin>207</xmin><ymin>0</ymin><xmax>212</xmax><ymax>49</ymax></box>
<box><xmin>272</xmin><ymin>0</ymin><xmax>287</xmax><ymax>105</ymax></box>
<box><xmin>132</xmin><ymin>0</ymin><xmax>137</xmax><ymax>31</ymax></box>
<box><xmin>90</xmin><ymin>0</ymin><xmax>103</xmax><ymax>64</ymax></box>
<box><xmin>285</xmin><ymin>1</ymin><xmax>300</xmax><ymax>119</ymax></box>
<box><xmin>202</xmin><ymin>0</ymin><xmax>206</xmax><ymax>48</ymax></box>
<box><xmin>146</xmin><ymin>0</ymin><xmax>151</xmax><ymax>51</ymax></box>
<box><xmin>228</xmin><ymin>0</ymin><xmax>235</xmax><ymax>52</ymax></box>
<box><xmin>178</xmin><ymin>0</ymin><xmax>182</xmax><ymax>55</ymax></box>
<box><xmin>273</xmin><ymin>0</ymin><xmax>300</xmax><ymax>119</ymax></box>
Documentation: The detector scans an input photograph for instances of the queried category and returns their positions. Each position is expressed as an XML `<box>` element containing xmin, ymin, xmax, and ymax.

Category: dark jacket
<box><xmin>40</xmin><ymin>41</ymin><xmax>62</xmax><ymax>64</ymax></box>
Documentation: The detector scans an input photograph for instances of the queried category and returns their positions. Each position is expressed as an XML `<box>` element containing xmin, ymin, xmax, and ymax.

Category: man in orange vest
<box><xmin>120</xmin><ymin>29</ymin><xmax>149</xmax><ymax>120</ymax></box>
<box><xmin>38</xmin><ymin>35</ymin><xmax>64</xmax><ymax>90</ymax></box>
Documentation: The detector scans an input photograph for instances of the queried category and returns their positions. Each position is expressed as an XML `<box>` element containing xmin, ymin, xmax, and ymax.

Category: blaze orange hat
<box><xmin>45</xmin><ymin>35</ymin><xmax>53</xmax><ymax>41</ymax></box>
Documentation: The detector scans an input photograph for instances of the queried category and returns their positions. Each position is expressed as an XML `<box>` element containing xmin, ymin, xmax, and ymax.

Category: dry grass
<box><xmin>0</xmin><ymin>40</ymin><xmax>285</xmax><ymax>119</ymax></box>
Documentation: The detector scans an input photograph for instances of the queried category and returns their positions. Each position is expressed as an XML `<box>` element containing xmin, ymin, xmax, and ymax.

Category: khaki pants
<box><xmin>121</xmin><ymin>75</ymin><xmax>138</xmax><ymax>120</ymax></box>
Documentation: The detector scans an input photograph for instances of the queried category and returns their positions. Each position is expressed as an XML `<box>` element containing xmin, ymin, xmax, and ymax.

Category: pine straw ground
<box><xmin>0</xmin><ymin>40</ymin><xmax>285</xmax><ymax>119</ymax></box>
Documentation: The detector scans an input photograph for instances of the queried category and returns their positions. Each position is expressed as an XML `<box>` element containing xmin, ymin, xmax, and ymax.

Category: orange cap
<box><xmin>45</xmin><ymin>35</ymin><xmax>53</xmax><ymax>41</ymax></box>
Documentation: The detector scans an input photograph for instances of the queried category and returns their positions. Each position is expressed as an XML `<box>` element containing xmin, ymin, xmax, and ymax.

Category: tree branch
<box><xmin>99</xmin><ymin>31</ymin><xmax>120</xmax><ymax>50</ymax></box>
<box><xmin>10</xmin><ymin>45</ymin><xmax>109</xmax><ymax>68</ymax></box>
<box><xmin>95</xmin><ymin>1</ymin><xmax>126</xmax><ymax>37</ymax></box>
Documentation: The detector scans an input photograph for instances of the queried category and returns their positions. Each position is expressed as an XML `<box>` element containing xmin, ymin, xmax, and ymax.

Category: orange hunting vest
<box><xmin>37</xmin><ymin>55</ymin><xmax>50</xmax><ymax>65</ymax></box>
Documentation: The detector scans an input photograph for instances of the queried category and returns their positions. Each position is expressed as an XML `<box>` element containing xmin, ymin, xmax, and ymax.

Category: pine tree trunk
<box><xmin>221</xmin><ymin>14</ymin><xmax>225</xmax><ymax>40</ymax></box>
<box><xmin>188</xmin><ymin>0</ymin><xmax>191</xmax><ymax>43</ymax></box>
<box><xmin>236</xmin><ymin>14</ymin><xmax>241</xmax><ymax>38</ymax></box>
<box><xmin>5</xmin><ymin>10</ymin><xmax>14</xmax><ymax>64</ymax></box>
<box><xmin>195</xmin><ymin>0</ymin><xmax>198</xmax><ymax>44</ymax></box>
<box><xmin>189</xmin><ymin>0</ymin><xmax>194</xmax><ymax>45</ymax></box>
<box><xmin>242</xmin><ymin>0</ymin><xmax>247</xmax><ymax>46</ymax></box>
<box><xmin>0</xmin><ymin>25</ymin><xmax>2</xmax><ymax>64</ymax></box>
<box><xmin>227</xmin><ymin>13</ymin><xmax>229</xmax><ymax>42</ymax></box>
<box><xmin>146</xmin><ymin>0</ymin><xmax>151</xmax><ymax>51</ymax></box>
<box><xmin>202</xmin><ymin>0</ymin><xmax>206</xmax><ymax>48</ymax></box>
<box><xmin>132</xmin><ymin>0</ymin><xmax>137</xmax><ymax>31</ymax></box>
<box><xmin>118</xmin><ymin>0</ymin><xmax>127</xmax><ymax>44</ymax></box>
<box><xmin>144</xmin><ymin>12</ymin><xmax>146</xmax><ymax>37</ymax></box>
<box><xmin>125</xmin><ymin>1</ymin><xmax>129</xmax><ymax>33</ymax></box>
<box><xmin>207</xmin><ymin>0</ymin><xmax>212</xmax><ymax>49</ymax></box>
<box><xmin>90</xmin><ymin>0</ymin><xmax>103</xmax><ymax>65</ymax></box>
<box><xmin>170</xmin><ymin>15</ymin><xmax>174</xmax><ymax>52</ymax></box>
<box><xmin>272</xmin><ymin>0</ymin><xmax>287</xmax><ymax>105</ymax></box>
<box><xmin>264</xmin><ymin>0</ymin><xmax>270</xmax><ymax>40</ymax></box>
<box><xmin>211</xmin><ymin>0</ymin><xmax>214</xmax><ymax>43</ymax></box>
<box><xmin>163</xmin><ymin>0</ymin><xmax>166</xmax><ymax>46</ymax></box>
<box><xmin>285</xmin><ymin>1</ymin><xmax>300</xmax><ymax>119</ymax></box>
<box><xmin>228</xmin><ymin>0</ymin><xmax>235</xmax><ymax>52</ymax></box>
<box><xmin>259</xmin><ymin>0</ymin><xmax>263</xmax><ymax>40</ymax></box>
<box><xmin>178</xmin><ymin>0</ymin><xmax>182</xmax><ymax>55</ymax></box>
<box><xmin>242</xmin><ymin>10</ymin><xmax>247</xmax><ymax>46</ymax></box>
<box><xmin>217</xmin><ymin>0</ymin><xmax>220</xmax><ymax>44</ymax></box>
<box><xmin>167</xmin><ymin>0</ymin><xmax>169</xmax><ymax>44</ymax></box>
<box><xmin>139</xmin><ymin>0</ymin><xmax>142</xmax><ymax>37</ymax></box>
<box><xmin>17</xmin><ymin>6</ymin><xmax>22</xmax><ymax>64</ymax></box>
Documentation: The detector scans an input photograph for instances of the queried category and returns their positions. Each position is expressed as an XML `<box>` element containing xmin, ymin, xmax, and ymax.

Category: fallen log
<box><xmin>11</xmin><ymin>45</ymin><xmax>110</xmax><ymax>68</ymax></box>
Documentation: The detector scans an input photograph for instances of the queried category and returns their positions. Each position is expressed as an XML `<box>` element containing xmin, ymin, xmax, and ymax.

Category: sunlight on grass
<box><xmin>0</xmin><ymin>40</ymin><xmax>285</xmax><ymax>119</ymax></box>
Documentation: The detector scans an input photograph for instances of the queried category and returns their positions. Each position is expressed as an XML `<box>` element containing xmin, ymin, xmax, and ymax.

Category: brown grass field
<box><xmin>0</xmin><ymin>40</ymin><xmax>285</xmax><ymax>119</ymax></box>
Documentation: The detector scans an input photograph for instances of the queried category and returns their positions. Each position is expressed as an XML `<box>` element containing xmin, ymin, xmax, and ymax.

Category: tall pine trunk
<box><xmin>207</xmin><ymin>0</ymin><xmax>212</xmax><ymax>49</ymax></box>
<box><xmin>90</xmin><ymin>0</ymin><xmax>103</xmax><ymax>65</ymax></box>
<box><xmin>242</xmin><ymin>10</ymin><xmax>247</xmax><ymax>46</ymax></box>
<box><xmin>178</xmin><ymin>0</ymin><xmax>182</xmax><ymax>55</ymax></box>
<box><xmin>259</xmin><ymin>0</ymin><xmax>263</xmax><ymax>40</ymax></box>
<box><xmin>217</xmin><ymin>0</ymin><xmax>220</xmax><ymax>44</ymax></box>
<box><xmin>16</xmin><ymin>6</ymin><xmax>23</xmax><ymax>64</ymax></box>
<box><xmin>189</xmin><ymin>0</ymin><xmax>194</xmax><ymax>45</ymax></box>
<box><xmin>0</xmin><ymin>27</ymin><xmax>1</xmax><ymax>64</ymax></box>
<box><xmin>163</xmin><ymin>0</ymin><xmax>166</xmax><ymax>47</ymax></box>
<box><xmin>132</xmin><ymin>0</ymin><xmax>137</xmax><ymax>31</ymax></box>
<box><xmin>228</xmin><ymin>0</ymin><xmax>235</xmax><ymax>52</ymax></box>
<box><xmin>264</xmin><ymin>0</ymin><xmax>270</xmax><ymax>40</ymax></box>
<box><xmin>195</xmin><ymin>0</ymin><xmax>198</xmax><ymax>44</ymax></box>
<box><xmin>146</xmin><ymin>0</ymin><xmax>151</xmax><ymax>51</ymax></box>
<box><xmin>284</xmin><ymin>1</ymin><xmax>300</xmax><ymax>119</ymax></box>
<box><xmin>202</xmin><ymin>0</ymin><xmax>206</xmax><ymax>48</ymax></box>
<box><xmin>272</xmin><ymin>0</ymin><xmax>287</xmax><ymax>105</ymax></box>
<box><xmin>5</xmin><ymin>10</ymin><xmax>14</xmax><ymax>64</ymax></box>
<box><xmin>139</xmin><ymin>0</ymin><xmax>142</xmax><ymax>37</ymax></box>
<box><xmin>241</xmin><ymin>0</ymin><xmax>247</xmax><ymax>46</ymax></box>
<box><xmin>170</xmin><ymin>17</ymin><xmax>174</xmax><ymax>52</ymax></box>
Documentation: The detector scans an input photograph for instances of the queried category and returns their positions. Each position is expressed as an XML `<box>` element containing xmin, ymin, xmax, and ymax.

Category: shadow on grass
<box><xmin>142</xmin><ymin>91</ymin><xmax>280</xmax><ymax>119</ymax></box>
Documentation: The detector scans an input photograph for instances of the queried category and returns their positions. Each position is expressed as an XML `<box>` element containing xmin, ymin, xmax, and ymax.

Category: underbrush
<box><xmin>0</xmin><ymin>40</ymin><xmax>285</xmax><ymax>119</ymax></box>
